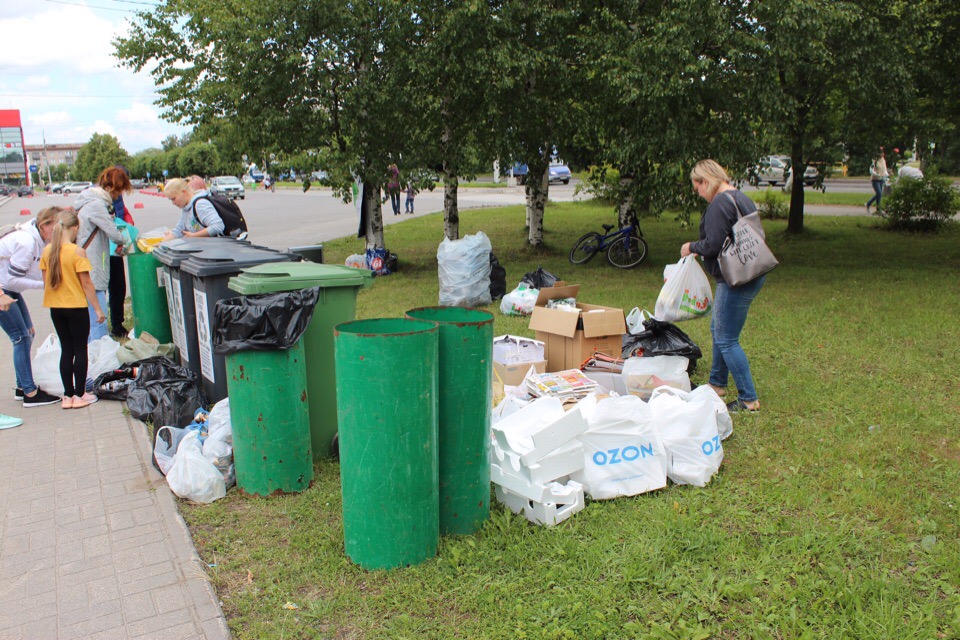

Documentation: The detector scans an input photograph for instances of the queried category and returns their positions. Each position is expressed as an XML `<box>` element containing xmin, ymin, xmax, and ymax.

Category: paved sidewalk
<box><xmin>0</xmin><ymin>289</ymin><xmax>229</xmax><ymax>639</ymax></box>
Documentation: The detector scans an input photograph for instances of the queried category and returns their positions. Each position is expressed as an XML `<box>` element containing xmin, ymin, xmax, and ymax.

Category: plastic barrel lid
<box><xmin>179</xmin><ymin>246</ymin><xmax>299</xmax><ymax>277</ymax></box>
<box><xmin>228</xmin><ymin>262</ymin><xmax>374</xmax><ymax>294</ymax></box>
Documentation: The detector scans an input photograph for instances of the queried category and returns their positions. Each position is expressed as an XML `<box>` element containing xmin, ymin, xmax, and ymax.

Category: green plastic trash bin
<box><xmin>127</xmin><ymin>252</ymin><xmax>173</xmax><ymax>343</ymax></box>
<box><xmin>228</xmin><ymin>263</ymin><xmax>373</xmax><ymax>459</ymax></box>
<box><xmin>226</xmin><ymin>334</ymin><xmax>313</xmax><ymax>496</ymax></box>
<box><xmin>335</xmin><ymin>318</ymin><xmax>439</xmax><ymax>570</ymax></box>
<box><xmin>406</xmin><ymin>307</ymin><xmax>493</xmax><ymax>535</ymax></box>
<box><xmin>180</xmin><ymin>245</ymin><xmax>300</xmax><ymax>403</ymax></box>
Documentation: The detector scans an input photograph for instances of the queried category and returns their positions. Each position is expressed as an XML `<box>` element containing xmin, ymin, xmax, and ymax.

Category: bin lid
<box><xmin>179</xmin><ymin>246</ymin><xmax>300</xmax><ymax>278</ymax></box>
<box><xmin>153</xmin><ymin>237</ymin><xmax>246</xmax><ymax>267</ymax></box>
<box><xmin>228</xmin><ymin>262</ymin><xmax>373</xmax><ymax>294</ymax></box>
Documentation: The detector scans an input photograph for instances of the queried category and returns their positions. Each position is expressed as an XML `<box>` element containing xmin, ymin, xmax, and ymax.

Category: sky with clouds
<box><xmin>0</xmin><ymin>0</ymin><xmax>187</xmax><ymax>153</ymax></box>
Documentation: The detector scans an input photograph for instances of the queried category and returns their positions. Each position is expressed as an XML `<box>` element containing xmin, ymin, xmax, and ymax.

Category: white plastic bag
<box><xmin>648</xmin><ymin>392</ymin><xmax>723</xmax><ymax>487</ymax></box>
<box><xmin>32</xmin><ymin>333</ymin><xmax>64</xmax><ymax>395</ymax></box>
<box><xmin>203</xmin><ymin>398</ymin><xmax>235</xmax><ymax>487</ymax></box>
<box><xmin>154</xmin><ymin>426</ymin><xmax>188</xmax><ymax>476</ymax></box>
<box><xmin>87</xmin><ymin>335</ymin><xmax>121</xmax><ymax>382</ymax></box>
<box><xmin>649</xmin><ymin>385</ymin><xmax>733</xmax><ymax>441</ymax></box>
<box><xmin>571</xmin><ymin>395</ymin><xmax>667</xmax><ymax>499</ymax></box>
<box><xmin>622</xmin><ymin>355</ymin><xmax>691</xmax><ymax>400</ymax></box>
<box><xmin>166</xmin><ymin>430</ymin><xmax>227</xmax><ymax>503</ymax></box>
<box><xmin>625</xmin><ymin>308</ymin><xmax>653</xmax><ymax>335</ymax></box>
<box><xmin>345</xmin><ymin>254</ymin><xmax>368</xmax><ymax>269</ymax></box>
<box><xmin>437</xmin><ymin>231</ymin><xmax>492</xmax><ymax>307</ymax></box>
<box><xmin>654</xmin><ymin>256</ymin><xmax>712</xmax><ymax>322</ymax></box>
<box><xmin>500</xmin><ymin>284</ymin><xmax>539</xmax><ymax>316</ymax></box>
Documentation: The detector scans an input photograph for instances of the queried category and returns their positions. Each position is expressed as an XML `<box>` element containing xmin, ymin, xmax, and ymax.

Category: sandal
<box><xmin>726</xmin><ymin>398</ymin><xmax>760</xmax><ymax>413</ymax></box>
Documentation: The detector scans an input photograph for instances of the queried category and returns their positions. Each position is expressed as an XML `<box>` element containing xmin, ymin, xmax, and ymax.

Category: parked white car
<box><xmin>209</xmin><ymin>176</ymin><xmax>246</xmax><ymax>200</ymax></box>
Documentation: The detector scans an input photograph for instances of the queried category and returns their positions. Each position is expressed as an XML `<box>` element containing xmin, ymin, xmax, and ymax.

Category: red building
<box><xmin>0</xmin><ymin>110</ymin><xmax>28</xmax><ymax>187</ymax></box>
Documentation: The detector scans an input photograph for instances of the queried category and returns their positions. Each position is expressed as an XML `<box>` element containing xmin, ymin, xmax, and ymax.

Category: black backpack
<box><xmin>192</xmin><ymin>193</ymin><xmax>248</xmax><ymax>237</ymax></box>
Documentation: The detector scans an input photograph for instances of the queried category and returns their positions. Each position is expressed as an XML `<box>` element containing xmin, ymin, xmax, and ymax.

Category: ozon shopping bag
<box><xmin>571</xmin><ymin>395</ymin><xmax>667</xmax><ymax>499</ymax></box>
<box><xmin>654</xmin><ymin>256</ymin><xmax>712</xmax><ymax>323</ymax></box>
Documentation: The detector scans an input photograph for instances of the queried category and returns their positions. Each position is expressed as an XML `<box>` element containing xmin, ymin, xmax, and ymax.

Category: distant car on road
<box><xmin>548</xmin><ymin>160</ymin><xmax>572</xmax><ymax>185</ymax></box>
<box><xmin>0</xmin><ymin>185</ymin><xmax>10</xmax><ymax>196</ymax></box>
<box><xmin>209</xmin><ymin>176</ymin><xmax>246</xmax><ymax>200</ymax></box>
<box><xmin>130</xmin><ymin>179</ymin><xmax>146</xmax><ymax>189</ymax></box>
<box><xmin>751</xmin><ymin>155</ymin><xmax>818</xmax><ymax>187</ymax></box>
<box><xmin>17</xmin><ymin>185</ymin><xmax>33</xmax><ymax>197</ymax></box>
<box><xmin>62</xmin><ymin>181</ymin><xmax>93</xmax><ymax>194</ymax></box>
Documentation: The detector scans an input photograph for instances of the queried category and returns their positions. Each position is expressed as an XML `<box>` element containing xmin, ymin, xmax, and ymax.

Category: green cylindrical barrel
<box><xmin>335</xmin><ymin>318</ymin><xmax>439</xmax><ymax>569</ymax></box>
<box><xmin>127</xmin><ymin>252</ymin><xmax>173</xmax><ymax>343</ymax></box>
<box><xmin>406</xmin><ymin>307</ymin><xmax>493</xmax><ymax>535</ymax></box>
<box><xmin>226</xmin><ymin>340</ymin><xmax>313</xmax><ymax>496</ymax></box>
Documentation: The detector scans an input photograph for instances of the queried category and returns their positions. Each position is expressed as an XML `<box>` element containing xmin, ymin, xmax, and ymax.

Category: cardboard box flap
<box><xmin>579</xmin><ymin>304</ymin><xmax>627</xmax><ymax>338</ymax></box>
<box><xmin>529</xmin><ymin>306</ymin><xmax>581</xmax><ymax>337</ymax></box>
<box><xmin>534</xmin><ymin>284</ymin><xmax>580</xmax><ymax>306</ymax></box>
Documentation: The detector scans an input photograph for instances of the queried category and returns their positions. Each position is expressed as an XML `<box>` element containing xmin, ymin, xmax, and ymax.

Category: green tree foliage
<box><xmin>577</xmin><ymin>1</ymin><xmax>762</xmax><ymax>228</ymax></box>
<box><xmin>177</xmin><ymin>142</ymin><xmax>221</xmax><ymax>178</ymax></box>
<box><xmin>73</xmin><ymin>133</ymin><xmax>130</xmax><ymax>182</ymax></box>
<box><xmin>743</xmin><ymin>0</ymin><xmax>909</xmax><ymax>232</ymax></box>
<box><xmin>116</xmin><ymin>0</ymin><xmax>417</xmax><ymax>249</ymax></box>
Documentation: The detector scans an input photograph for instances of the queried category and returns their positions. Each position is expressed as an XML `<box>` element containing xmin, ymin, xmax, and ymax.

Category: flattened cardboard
<box><xmin>493</xmin><ymin>360</ymin><xmax>547</xmax><ymax>387</ymax></box>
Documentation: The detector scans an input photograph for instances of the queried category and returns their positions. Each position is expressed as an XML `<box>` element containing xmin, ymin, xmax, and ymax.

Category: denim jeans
<box><xmin>87</xmin><ymin>290</ymin><xmax>108</xmax><ymax>343</ymax></box>
<box><xmin>390</xmin><ymin>192</ymin><xmax>401</xmax><ymax>215</ymax></box>
<box><xmin>866</xmin><ymin>179</ymin><xmax>884</xmax><ymax>208</ymax></box>
<box><xmin>0</xmin><ymin>291</ymin><xmax>37</xmax><ymax>394</ymax></box>
<box><xmin>710</xmin><ymin>275</ymin><xmax>765</xmax><ymax>402</ymax></box>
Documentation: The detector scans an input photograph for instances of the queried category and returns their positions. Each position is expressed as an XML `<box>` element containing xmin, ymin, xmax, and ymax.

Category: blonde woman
<box><xmin>681</xmin><ymin>159</ymin><xmax>766</xmax><ymax>413</ymax></box>
<box><xmin>162</xmin><ymin>178</ymin><xmax>225</xmax><ymax>239</ymax></box>
<box><xmin>40</xmin><ymin>209</ymin><xmax>105</xmax><ymax>409</ymax></box>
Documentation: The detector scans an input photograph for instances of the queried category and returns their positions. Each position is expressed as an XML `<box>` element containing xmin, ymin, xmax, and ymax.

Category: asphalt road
<box><xmin>2</xmin><ymin>178</ymin><xmax>874</xmax><ymax>252</ymax></box>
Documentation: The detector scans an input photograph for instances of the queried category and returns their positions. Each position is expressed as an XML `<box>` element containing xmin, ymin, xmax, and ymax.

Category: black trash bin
<box><xmin>180</xmin><ymin>245</ymin><xmax>301</xmax><ymax>403</ymax></box>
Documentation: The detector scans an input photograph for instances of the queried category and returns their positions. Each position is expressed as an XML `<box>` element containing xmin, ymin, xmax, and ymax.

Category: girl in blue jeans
<box><xmin>682</xmin><ymin>159</ymin><xmax>766</xmax><ymax>412</ymax></box>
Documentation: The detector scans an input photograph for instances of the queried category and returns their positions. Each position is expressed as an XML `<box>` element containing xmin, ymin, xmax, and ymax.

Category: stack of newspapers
<box><xmin>525</xmin><ymin>369</ymin><xmax>598</xmax><ymax>400</ymax></box>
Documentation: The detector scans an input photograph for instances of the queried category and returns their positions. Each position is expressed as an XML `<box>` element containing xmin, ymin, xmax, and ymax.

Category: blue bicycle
<box><xmin>569</xmin><ymin>217</ymin><xmax>649</xmax><ymax>268</ymax></box>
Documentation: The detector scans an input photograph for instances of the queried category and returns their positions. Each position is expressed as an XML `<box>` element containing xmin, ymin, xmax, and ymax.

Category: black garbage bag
<box><xmin>93</xmin><ymin>367</ymin><xmax>138</xmax><ymax>401</ymax></box>
<box><xmin>125</xmin><ymin>356</ymin><xmax>208</xmax><ymax>427</ymax></box>
<box><xmin>489</xmin><ymin>252</ymin><xmax>507</xmax><ymax>301</ymax></box>
<box><xmin>385</xmin><ymin>251</ymin><xmax>399</xmax><ymax>274</ymax></box>
<box><xmin>622</xmin><ymin>317</ymin><xmax>702</xmax><ymax>372</ymax></box>
<box><xmin>213</xmin><ymin>288</ymin><xmax>319</xmax><ymax>356</ymax></box>
<box><xmin>521</xmin><ymin>267</ymin><xmax>559</xmax><ymax>290</ymax></box>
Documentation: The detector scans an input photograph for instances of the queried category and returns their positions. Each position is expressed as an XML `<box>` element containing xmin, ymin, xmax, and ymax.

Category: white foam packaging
<box><xmin>571</xmin><ymin>395</ymin><xmax>668</xmax><ymax>499</ymax></box>
<box><xmin>491</xmin><ymin>438</ymin><xmax>583</xmax><ymax>485</ymax></box>
<box><xmin>648</xmin><ymin>390</ymin><xmax>723</xmax><ymax>487</ymax></box>
<box><xmin>491</xmin><ymin>397</ymin><xmax>589</xmax><ymax>465</ymax></box>
<box><xmin>494</xmin><ymin>482</ymin><xmax>585</xmax><ymax>526</ymax></box>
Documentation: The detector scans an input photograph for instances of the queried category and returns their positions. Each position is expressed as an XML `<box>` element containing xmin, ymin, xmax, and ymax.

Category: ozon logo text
<box><xmin>701</xmin><ymin>436</ymin><xmax>722</xmax><ymax>456</ymax></box>
<box><xmin>592</xmin><ymin>444</ymin><xmax>656</xmax><ymax>466</ymax></box>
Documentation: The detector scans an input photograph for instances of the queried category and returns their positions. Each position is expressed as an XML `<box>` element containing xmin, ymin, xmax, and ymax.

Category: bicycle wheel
<box><xmin>569</xmin><ymin>232</ymin><xmax>603</xmax><ymax>264</ymax></box>
<box><xmin>606</xmin><ymin>234</ymin><xmax>649</xmax><ymax>268</ymax></box>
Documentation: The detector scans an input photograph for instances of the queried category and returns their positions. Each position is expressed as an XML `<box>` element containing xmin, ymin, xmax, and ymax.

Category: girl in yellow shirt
<box><xmin>40</xmin><ymin>209</ymin><xmax>106</xmax><ymax>409</ymax></box>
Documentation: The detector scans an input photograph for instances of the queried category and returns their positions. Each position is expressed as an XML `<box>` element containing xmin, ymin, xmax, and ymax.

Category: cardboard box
<box><xmin>528</xmin><ymin>284</ymin><xmax>626</xmax><ymax>372</ymax></box>
<box><xmin>493</xmin><ymin>360</ymin><xmax>547</xmax><ymax>387</ymax></box>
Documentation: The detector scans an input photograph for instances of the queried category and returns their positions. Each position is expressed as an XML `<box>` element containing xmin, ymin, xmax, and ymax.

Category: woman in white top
<box><xmin>866</xmin><ymin>147</ymin><xmax>888</xmax><ymax>213</ymax></box>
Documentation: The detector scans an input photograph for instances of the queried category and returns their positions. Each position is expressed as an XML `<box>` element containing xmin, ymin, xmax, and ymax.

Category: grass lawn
<box><xmin>181</xmin><ymin>202</ymin><xmax>960</xmax><ymax>639</ymax></box>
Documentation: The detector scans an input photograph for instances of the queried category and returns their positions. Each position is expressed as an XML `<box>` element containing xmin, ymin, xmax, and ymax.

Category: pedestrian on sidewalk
<box><xmin>75</xmin><ymin>167</ymin><xmax>130</xmax><ymax>343</ymax></box>
<box><xmin>40</xmin><ymin>209</ymin><xmax>104</xmax><ymax>409</ymax></box>
<box><xmin>866</xmin><ymin>147</ymin><xmax>888</xmax><ymax>214</ymax></box>
<box><xmin>404</xmin><ymin>182</ymin><xmax>417</xmax><ymax>214</ymax></box>
<box><xmin>0</xmin><ymin>207</ymin><xmax>62</xmax><ymax>407</ymax></box>
<box><xmin>108</xmin><ymin>165</ymin><xmax>136</xmax><ymax>339</ymax></box>
<box><xmin>386</xmin><ymin>164</ymin><xmax>401</xmax><ymax>215</ymax></box>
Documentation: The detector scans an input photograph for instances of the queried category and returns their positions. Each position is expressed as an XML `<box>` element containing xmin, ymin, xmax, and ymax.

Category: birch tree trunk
<box><xmin>526</xmin><ymin>166</ymin><xmax>549</xmax><ymax>246</ymax></box>
<box><xmin>443</xmin><ymin>174</ymin><xmax>460</xmax><ymax>240</ymax></box>
<box><xmin>362</xmin><ymin>179</ymin><xmax>386</xmax><ymax>248</ymax></box>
